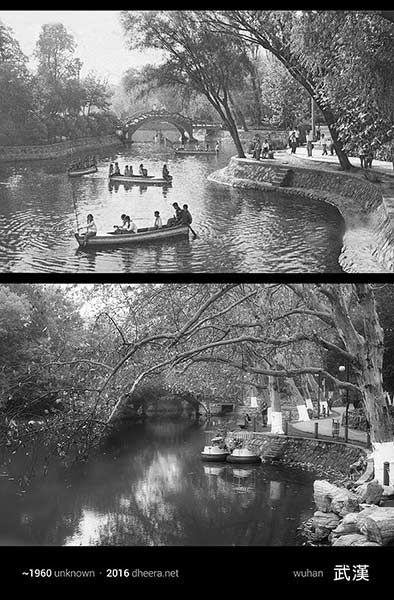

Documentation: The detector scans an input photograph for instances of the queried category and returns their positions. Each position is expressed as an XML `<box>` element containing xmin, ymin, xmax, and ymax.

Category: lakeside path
<box><xmin>276</xmin><ymin>144</ymin><xmax>394</xmax><ymax>216</ymax></box>
<box><xmin>289</xmin><ymin>406</ymin><xmax>368</xmax><ymax>447</ymax></box>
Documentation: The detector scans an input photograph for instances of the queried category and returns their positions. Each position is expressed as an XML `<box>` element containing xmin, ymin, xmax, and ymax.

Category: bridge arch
<box><xmin>122</xmin><ymin>109</ymin><xmax>197</xmax><ymax>143</ymax></box>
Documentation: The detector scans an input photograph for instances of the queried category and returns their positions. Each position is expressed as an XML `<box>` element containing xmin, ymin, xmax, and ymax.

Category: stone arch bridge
<box><xmin>122</xmin><ymin>109</ymin><xmax>198</xmax><ymax>143</ymax></box>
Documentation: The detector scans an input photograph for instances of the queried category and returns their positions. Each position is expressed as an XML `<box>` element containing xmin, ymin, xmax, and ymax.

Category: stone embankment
<box><xmin>305</xmin><ymin>479</ymin><xmax>394</xmax><ymax>546</ymax></box>
<box><xmin>225</xmin><ymin>431</ymin><xmax>366</xmax><ymax>482</ymax></box>
<box><xmin>0</xmin><ymin>134</ymin><xmax>121</xmax><ymax>162</ymax></box>
<box><xmin>208</xmin><ymin>156</ymin><xmax>394</xmax><ymax>273</ymax></box>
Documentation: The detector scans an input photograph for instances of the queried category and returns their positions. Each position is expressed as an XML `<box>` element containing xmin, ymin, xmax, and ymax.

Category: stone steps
<box><xmin>269</xmin><ymin>168</ymin><xmax>292</xmax><ymax>187</ymax></box>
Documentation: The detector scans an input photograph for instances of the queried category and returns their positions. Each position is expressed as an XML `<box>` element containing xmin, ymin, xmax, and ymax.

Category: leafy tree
<box><xmin>121</xmin><ymin>11</ymin><xmax>249</xmax><ymax>157</ymax></box>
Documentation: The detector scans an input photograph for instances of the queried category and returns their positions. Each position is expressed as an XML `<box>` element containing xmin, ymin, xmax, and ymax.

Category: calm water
<box><xmin>0</xmin><ymin>143</ymin><xmax>344</xmax><ymax>272</ymax></box>
<box><xmin>0</xmin><ymin>422</ymin><xmax>315</xmax><ymax>546</ymax></box>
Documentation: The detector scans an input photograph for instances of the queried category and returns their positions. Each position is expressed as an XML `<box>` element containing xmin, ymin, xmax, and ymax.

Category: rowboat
<box><xmin>75</xmin><ymin>224</ymin><xmax>189</xmax><ymax>249</ymax></box>
<box><xmin>175</xmin><ymin>149</ymin><xmax>217</xmax><ymax>156</ymax></box>
<box><xmin>68</xmin><ymin>165</ymin><xmax>98</xmax><ymax>177</ymax></box>
<box><xmin>109</xmin><ymin>174</ymin><xmax>172</xmax><ymax>185</ymax></box>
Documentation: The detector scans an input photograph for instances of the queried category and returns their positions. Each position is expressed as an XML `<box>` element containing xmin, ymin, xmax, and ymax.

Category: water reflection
<box><xmin>0</xmin><ymin>144</ymin><xmax>344</xmax><ymax>272</ymax></box>
<box><xmin>0</xmin><ymin>422</ymin><xmax>315</xmax><ymax>546</ymax></box>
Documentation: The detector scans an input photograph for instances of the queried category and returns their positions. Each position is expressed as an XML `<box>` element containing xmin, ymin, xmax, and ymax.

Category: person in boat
<box><xmin>109</xmin><ymin>163</ymin><xmax>114</xmax><ymax>177</ymax></box>
<box><xmin>114</xmin><ymin>214</ymin><xmax>129</xmax><ymax>234</ymax></box>
<box><xmin>79</xmin><ymin>214</ymin><xmax>97</xmax><ymax>247</ymax></box>
<box><xmin>154</xmin><ymin>211</ymin><xmax>163</xmax><ymax>229</ymax></box>
<box><xmin>129</xmin><ymin>216</ymin><xmax>138</xmax><ymax>233</ymax></box>
<box><xmin>114</xmin><ymin>162</ymin><xmax>121</xmax><ymax>176</ymax></box>
<box><xmin>167</xmin><ymin>202</ymin><xmax>183</xmax><ymax>227</ymax></box>
<box><xmin>162</xmin><ymin>164</ymin><xmax>171</xmax><ymax>181</ymax></box>
<box><xmin>129</xmin><ymin>165</ymin><xmax>134</xmax><ymax>176</ymax></box>
<box><xmin>182</xmin><ymin>204</ymin><xmax>193</xmax><ymax>226</ymax></box>
<box><xmin>124</xmin><ymin>165</ymin><xmax>130</xmax><ymax>177</ymax></box>
<box><xmin>139</xmin><ymin>164</ymin><xmax>145</xmax><ymax>176</ymax></box>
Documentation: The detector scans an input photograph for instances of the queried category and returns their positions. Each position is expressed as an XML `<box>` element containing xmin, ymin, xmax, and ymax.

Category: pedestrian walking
<box><xmin>261</xmin><ymin>401</ymin><xmax>268</xmax><ymax>427</ymax></box>
<box><xmin>290</xmin><ymin>132</ymin><xmax>297</xmax><ymax>154</ymax></box>
<box><xmin>321</xmin><ymin>134</ymin><xmax>328</xmax><ymax>156</ymax></box>
<box><xmin>306</xmin><ymin>131</ymin><xmax>313</xmax><ymax>157</ymax></box>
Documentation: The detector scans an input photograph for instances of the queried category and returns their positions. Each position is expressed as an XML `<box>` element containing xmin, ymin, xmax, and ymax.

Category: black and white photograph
<box><xmin>1</xmin><ymin>8</ymin><xmax>394</xmax><ymax>590</ymax></box>
<box><xmin>0</xmin><ymin>10</ymin><xmax>393</xmax><ymax>273</ymax></box>
<box><xmin>0</xmin><ymin>282</ymin><xmax>394</xmax><ymax>585</ymax></box>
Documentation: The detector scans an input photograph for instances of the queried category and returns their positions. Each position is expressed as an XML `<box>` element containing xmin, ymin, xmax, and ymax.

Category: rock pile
<box><xmin>307</xmin><ymin>479</ymin><xmax>394</xmax><ymax>546</ymax></box>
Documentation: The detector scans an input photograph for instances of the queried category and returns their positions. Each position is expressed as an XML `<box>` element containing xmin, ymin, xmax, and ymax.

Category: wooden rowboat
<box><xmin>109</xmin><ymin>174</ymin><xmax>172</xmax><ymax>185</ymax></box>
<box><xmin>68</xmin><ymin>165</ymin><xmax>98</xmax><ymax>177</ymax></box>
<box><xmin>75</xmin><ymin>224</ymin><xmax>189</xmax><ymax>249</ymax></box>
<box><xmin>175</xmin><ymin>149</ymin><xmax>217</xmax><ymax>156</ymax></box>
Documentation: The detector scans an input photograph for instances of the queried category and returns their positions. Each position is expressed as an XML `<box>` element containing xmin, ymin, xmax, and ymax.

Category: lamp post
<box><xmin>339</xmin><ymin>364</ymin><xmax>350</xmax><ymax>442</ymax></box>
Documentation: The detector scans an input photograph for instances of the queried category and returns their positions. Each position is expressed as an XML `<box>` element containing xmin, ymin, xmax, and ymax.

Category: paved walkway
<box><xmin>276</xmin><ymin>143</ymin><xmax>394</xmax><ymax>228</ymax></box>
<box><xmin>277</xmin><ymin>144</ymin><xmax>394</xmax><ymax>178</ymax></box>
<box><xmin>289</xmin><ymin>407</ymin><xmax>369</xmax><ymax>447</ymax></box>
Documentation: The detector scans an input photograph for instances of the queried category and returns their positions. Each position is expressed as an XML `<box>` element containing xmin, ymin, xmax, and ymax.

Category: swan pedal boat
<box><xmin>68</xmin><ymin>165</ymin><xmax>98</xmax><ymax>177</ymax></box>
<box><xmin>75</xmin><ymin>224</ymin><xmax>189</xmax><ymax>248</ymax></box>
<box><xmin>109</xmin><ymin>174</ymin><xmax>172</xmax><ymax>185</ymax></box>
<box><xmin>226</xmin><ymin>448</ymin><xmax>262</xmax><ymax>464</ymax></box>
<box><xmin>201</xmin><ymin>445</ymin><xmax>230</xmax><ymax>462</ymax></box>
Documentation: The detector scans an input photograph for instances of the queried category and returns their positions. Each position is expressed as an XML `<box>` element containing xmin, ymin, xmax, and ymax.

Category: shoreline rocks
<box><xmin>306</xmin><ymin>478</ymin><xmax>394</xmax><ymax>546</ymax></box>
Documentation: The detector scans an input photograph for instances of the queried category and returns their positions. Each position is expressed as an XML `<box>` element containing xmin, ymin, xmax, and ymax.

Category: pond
<box><xmin>0</xmin><ymin>421</ymin><xmax>315</xmax><ymax>546</ymax></box>
<box><xmin>0</xmin><ymin>143</ymin><xmax>345</xmax><ymax>272</ymax></box>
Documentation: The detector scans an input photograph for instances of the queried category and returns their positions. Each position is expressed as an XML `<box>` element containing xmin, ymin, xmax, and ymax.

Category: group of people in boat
<box><xmin>176</xmin><ymin>141</ymin><xmax>220</xmax><ymax>153</ymax></box>
<box><xmin>108</xmin><ymin>162</ymin><xmax>172</xmax><ymax>181</ymax></box>
<box><xmin>77</xmin><ymin>202</ymin><xmax>193</xmax><ymax>246</ymax></box>
<box><xmin>69</xmin><ymin>155</ymin><xmax>97</xmax><ymax>171</ymax></box>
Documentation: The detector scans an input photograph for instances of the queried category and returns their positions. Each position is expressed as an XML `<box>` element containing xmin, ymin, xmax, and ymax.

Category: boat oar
<box><xmin>188</xmin><ymin>224</ymin><xmax>199</xmax><ymax>239</ymax></box>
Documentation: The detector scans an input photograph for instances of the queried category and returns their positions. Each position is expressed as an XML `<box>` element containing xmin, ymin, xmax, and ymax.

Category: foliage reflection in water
<box><xmin>0</xmin><ymin>422</ymin><xmax>315</xmax><ymax>546</ymax></box>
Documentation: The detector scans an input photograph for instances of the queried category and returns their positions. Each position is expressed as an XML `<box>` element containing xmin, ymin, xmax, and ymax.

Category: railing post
<box><xmin>345</xmin><ymin>424</ymin><xmax>349</xmax><ymax>443</ymax></box>
<box><xmin>285</xmin><ymin>421</ymin><xmax>288</xmax><ymax>436</ymax></box>
<box><xmin>367</xmin><ymin>431</ymin><xmax>371</xmax><ymax>448</ymax></box>
<box><xmin>314</xmin><ymin>422</ymin><xmax>319</xmax><ymax>439</ymax></box>
<box><xmin>253</xmin><ymin>417</ymin><xmax>256</xmax><ymax>432</ymax></box>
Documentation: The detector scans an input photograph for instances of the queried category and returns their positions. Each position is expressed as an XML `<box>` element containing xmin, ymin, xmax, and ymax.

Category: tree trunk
<box><xmin>268</xmin><ymin>375</ymin><xmax>284</xmax><ymax>434</ymax></box>
<box><xmin>220</xmin><ymin>97</ymin><xmax>246</xmax><ymax>158</ymax></box>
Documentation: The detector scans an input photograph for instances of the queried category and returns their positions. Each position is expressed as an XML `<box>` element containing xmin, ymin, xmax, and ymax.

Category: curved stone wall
<box><xmin>227</xmin><ymin>431</ymin><xmax>366</xmax><ymax>481</ymax></box>
<box><xmin>0</xmin><ymin>134</ymin><xmax>121</xmax><ymax>162</ymax></box>
<box><xmin>208</xmin><ymin>157</ymin><xmax>394</xmax><ymax>272</ymax></box>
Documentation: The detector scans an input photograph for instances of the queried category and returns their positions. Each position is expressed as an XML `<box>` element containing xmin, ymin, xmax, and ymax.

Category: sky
<box><xmin>0</xmin><ymin>11</ymin><xmax>161</xmax><ymax>85</ymax></box>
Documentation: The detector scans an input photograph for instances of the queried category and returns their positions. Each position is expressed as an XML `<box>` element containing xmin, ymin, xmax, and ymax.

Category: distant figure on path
<box><xmin>306</xmin><ymin>131</ymin><xmax>313</xmax><ymax>157</ymax></box>
<box><xmin>365</xmin><ymin>145</ymin><xmax>374</xmax><ymax>169</ymax></box>
<box><xmin>321</xmin><ymin>135</ymin><xmax>328</xmax><ymax>155</ymax></box>
<box><xmin>290</xmin><ymin>132</ymin><xmax>297</xmax><ymax>154</ymax></box>
<box><xmin>328</xmin><ymin>137</ymin><xmax>335</xmax><ymax>156</ymax></box>
<box><xmin>261</xmin><ymin>139</ymin><xmax>270</xmax><ymax>158</ymax></box>
<box><xmin>359</xmin><ymin>144</ymin><xmax>368</xmax><ymax>169</ymax></box>
<box><xmin>253</xmin><ymin>136</ymin><xmax>261</xmax><ymax>160</ymax></box>
<box><xmin>261</xmin><ymin>401</ymin><xmax>268</xmax><ymax>427</ymax></box>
